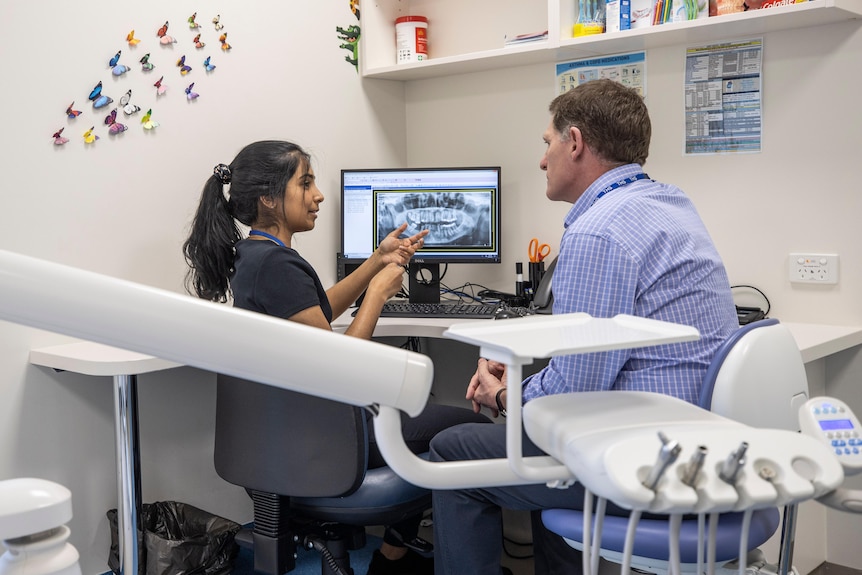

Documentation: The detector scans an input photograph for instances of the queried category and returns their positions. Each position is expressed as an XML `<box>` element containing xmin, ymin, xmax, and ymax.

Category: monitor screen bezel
<box><xmin>339</xmin><ymin>166</ymin><xmax>502</xmax><ymax>265</ymax></box>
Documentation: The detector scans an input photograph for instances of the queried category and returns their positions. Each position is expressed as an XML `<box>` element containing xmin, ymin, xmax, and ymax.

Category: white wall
<box><xmin>0</xmin><ymin>2</ymin><xmax>406</xmax><ymax>574</ymax></box>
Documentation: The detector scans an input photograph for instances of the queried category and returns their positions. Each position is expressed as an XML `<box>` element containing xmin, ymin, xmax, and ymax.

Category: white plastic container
<box><xmin>395</xmin><ymin>16</ymin><xmax>428</xmax><ymax>64</ymax></box>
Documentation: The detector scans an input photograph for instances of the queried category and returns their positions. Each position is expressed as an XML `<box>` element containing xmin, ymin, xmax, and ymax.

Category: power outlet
<box><xmin>788</xmin><ymin>253</ymin><xmax>839</xmax><ymax>284</ymax></box>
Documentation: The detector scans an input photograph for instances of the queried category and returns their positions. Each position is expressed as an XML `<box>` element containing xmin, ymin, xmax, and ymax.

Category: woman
<box><xmin>183</xmin><ymin>140</ymin><xmax>489</xmax><ymax>575</ymax></box>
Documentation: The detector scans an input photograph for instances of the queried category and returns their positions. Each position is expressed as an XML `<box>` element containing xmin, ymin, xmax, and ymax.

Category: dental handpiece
<box><xmin>719</xmin><ymin>441</ymin><xmax>749</xmax><ymax>485</ymax></box>
<box><xmin>642</xmin><ymin>431</ymin><xmax>682</xmax><ymax>491</ymax></box>
<box><xmin>681</xmin><ymin>445</ymin><xmax>708</xmax><ymax>487</ymax></box>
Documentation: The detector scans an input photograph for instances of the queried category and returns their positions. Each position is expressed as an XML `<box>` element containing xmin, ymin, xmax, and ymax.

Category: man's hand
<box><xmin>466</xmin><ymin>358</ymin><xmax>507</xmax><ymax>417</ymax></box>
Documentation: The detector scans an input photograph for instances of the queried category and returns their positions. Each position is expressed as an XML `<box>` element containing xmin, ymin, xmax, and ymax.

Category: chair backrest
<box><xmin>699</xmin><ymin>319</ymin><xmax>809</xmax><ymax>432</ymax></box>
<box><xmin>214</xmin><ymin>374</ymin><xmax>368</xmax><ymax>498</ymax></box>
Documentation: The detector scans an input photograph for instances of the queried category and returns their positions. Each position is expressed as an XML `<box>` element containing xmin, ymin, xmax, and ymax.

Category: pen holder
<box><xmin>529</xmin><ymin>261</ymin><xmax>545</xmax><ymax>296</ymax></box>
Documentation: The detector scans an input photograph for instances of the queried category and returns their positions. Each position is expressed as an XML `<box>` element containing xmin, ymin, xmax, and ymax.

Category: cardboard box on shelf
<box><xmin>709</xmin><ymin>0</ymin><xmax>808</xmax><ymax>16</ymax></box>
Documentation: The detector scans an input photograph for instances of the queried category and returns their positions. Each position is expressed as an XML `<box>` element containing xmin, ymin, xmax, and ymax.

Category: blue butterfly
<box><xmin>109</xmin><ymin>50</ymin><xmax>122</xmax><ymax>68</ymax></box>
<box><xmin>88</xmin><ymin>81</ymin><xmax>113</xmax><ymax>109</ymax></box>
<box><xmin>203</xmin><ymin>56</ymin><xmax>216</xmax><ymax>72</ymax></box>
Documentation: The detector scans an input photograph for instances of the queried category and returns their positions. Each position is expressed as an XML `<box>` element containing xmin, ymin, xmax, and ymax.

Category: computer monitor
<box><xmin>340</xmin><ymin>166</ymin><xmax>502</xmax><ymax>303</ymax></box>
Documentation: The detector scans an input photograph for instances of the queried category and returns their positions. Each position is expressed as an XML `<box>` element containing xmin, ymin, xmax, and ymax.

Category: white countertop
<box><xmin>29</xmin><ymin>341</ymin><xmax>181</xmax><ymax>376</ymax></box>
<box><xmin>782</xmin><ymin>322</ymin><xmax>862</xmax><ymax>363</ymax></box>
<box><xmin>29</xmin><ymin>320</ymin><xmax>862</xmax><ymax>377</ymax></box>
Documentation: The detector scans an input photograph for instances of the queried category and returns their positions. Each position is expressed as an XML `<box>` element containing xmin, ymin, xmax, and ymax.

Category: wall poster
<box><xmin>684</xmin><ymin>38</ymin><xmax>763</xmax><ymax>155</ymax></box>
<box><xmin>555</xmin><ymin>51</ymin><xmax>646</xmax><ymax>97</ymax></box>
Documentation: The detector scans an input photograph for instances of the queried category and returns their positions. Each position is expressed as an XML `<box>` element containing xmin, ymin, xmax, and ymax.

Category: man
<box><xmin>429</xmin><ymin>79</ymin><xmax>739</xmax><ymax>575</ymax></box>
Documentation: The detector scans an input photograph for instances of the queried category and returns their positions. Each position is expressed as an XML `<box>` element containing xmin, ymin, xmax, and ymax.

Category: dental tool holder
<box><xmin>524</xmin><ymin>391</ymin><xmax>846</xmax><ymax>515</ymax></box>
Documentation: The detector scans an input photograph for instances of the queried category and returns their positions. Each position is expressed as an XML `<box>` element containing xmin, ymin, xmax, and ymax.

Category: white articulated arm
<box><xmin>0</xmin><ymin>249</ymin><xmax>432</xmax><ymax>417</ymax></box>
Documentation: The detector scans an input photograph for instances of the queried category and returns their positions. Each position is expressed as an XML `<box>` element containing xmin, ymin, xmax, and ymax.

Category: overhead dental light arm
<box><xmin>0</xmin><ymin>249</ymin><xmax>432</xmax><ymax>417</ymax></box>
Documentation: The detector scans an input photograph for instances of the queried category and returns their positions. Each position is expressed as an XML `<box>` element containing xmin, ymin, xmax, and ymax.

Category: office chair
<box><xmin>541</xmin><ymin>318</ymin><xmax>810</xmax><ymax>574</ymax></box>
<box><xmin>213</xmin><ymin>374</ymin><xmax>431</xmax><ymax>575</ymax></box>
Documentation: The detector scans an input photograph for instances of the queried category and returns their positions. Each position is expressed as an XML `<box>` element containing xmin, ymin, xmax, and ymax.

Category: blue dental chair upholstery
<box><xmin>541</xmin><ymin>318</ymin><xmax>809</xmax><ymax>572</ymax></box>
<box><xmin>214</xmin><ymin>374</ymin><xmax>431</xmax><ymax>575</ymax></box>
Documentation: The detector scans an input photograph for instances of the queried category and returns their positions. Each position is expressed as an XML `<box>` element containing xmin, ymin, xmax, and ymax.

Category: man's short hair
<box><xmin>549</xmin><ymin>79</ymin><xmax>651</xmax><ymax>166</ymax></box>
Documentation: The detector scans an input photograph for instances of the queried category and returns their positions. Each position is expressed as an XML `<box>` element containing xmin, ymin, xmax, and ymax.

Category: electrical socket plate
<box><xmin>789</xmin><ymin>253</ymin><xmax>839</xmax><ymax>284</ymax></box>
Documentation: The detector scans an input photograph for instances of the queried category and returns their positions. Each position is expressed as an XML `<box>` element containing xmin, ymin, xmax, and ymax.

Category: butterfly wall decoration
<box><xmin>157</xmin><ymin>21</ymin><xmax>176</xmax><ymax>45</ymax></box>
<box><xmin>176</xmin><ymin>55</ymin><xmax>192</xmax><ymax>75</ymax></box>
<box><xmin>66</xmin><ymin>102</ymin><xmax>82</xmax><ymax>118</ymax></box>
<box><xmin>141</xmin><ymin>109</ymin><xmax>160</xmax><ymax>130</ymax></box>
<box><xmin>120</xmin><ymin>90</ymin><xmax>141</xmax><ymax>116</ymax></box>
<box><xmin>105</xmin><ymin>108</ymin><xmax>128</xmax><ymax>135</ymax></box>
<box><xmin>140</xmin><ymin>53</ymin><xmax>154</xmax><ymax>72</ymax></box>
<box><xmin>53</xmin><ymin>127</ymin><xmax>69</xmax><ymax>145</ymax></box>
<box><xmin>58</xmin><ymin>12</ymin><xmax>236</xmax><ymax>148</ymax></box>
<box><xmin>88</xmin><ymin>81</ymin><xmax>113</xmax><ymax>109</ymax></box>
<box><xmin>154</xmin><ymin>76</ymin><xmax>167</xmax><ymax>96</ymax></box>
<box><xmin>185</xmin><ymin>82</ymin><xmax>199</xmax><ymax>101</ymax></box>
<box><xmin>83</xmin><ymin>127</ymin><xmax>99</xmax><ymax>144</ymax></box>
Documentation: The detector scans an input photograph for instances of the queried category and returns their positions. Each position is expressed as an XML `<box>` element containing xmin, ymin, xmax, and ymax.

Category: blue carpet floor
<box><xmin>230</xmin><ymin>531</ymin><xmax>380</xmax><ymax>575</ymax></box>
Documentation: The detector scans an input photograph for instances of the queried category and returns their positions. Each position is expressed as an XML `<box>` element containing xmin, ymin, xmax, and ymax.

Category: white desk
<box><xmin>29</xmin><ymin>342</ymin><xmax>180</xmax><ymax>575</ymax></box>
<box><xmin>335</xmin><ymin>312</ymin><xmax>862</xmax><ymax>363</ymax></box>
<box><xmin>781</xmin><ymin>322</ymin><xmax>862</xmax><ymax>364</ymax></box>
<box><xmin>332</xmin><ymin>310</ymin><xmax>454</xmax><ymax>338</ymax></box>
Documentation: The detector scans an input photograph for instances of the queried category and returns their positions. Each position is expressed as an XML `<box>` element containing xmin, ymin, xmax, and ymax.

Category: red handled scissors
<box><xmin>529</xmin><ymin>238</ymin><xmax>550</xmax><ymax>263</ymax></box>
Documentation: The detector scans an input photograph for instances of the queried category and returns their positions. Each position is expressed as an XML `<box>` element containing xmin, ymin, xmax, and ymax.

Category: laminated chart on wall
<box><xmin>684</xmin><ymin>38</ymin><xmax>762</xmax><ymax>155</ymax></box>
<box><xmin>556</xmin><ymin>52</ymin><xmax>646</xmax><ymax>97</ymax></box>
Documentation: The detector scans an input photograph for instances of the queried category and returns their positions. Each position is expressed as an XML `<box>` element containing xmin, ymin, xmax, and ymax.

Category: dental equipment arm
<box><xmin>374</xmin><ymin>314</ymin><xmax>700</xmax><ymax>489</ymax></box>
<box><xmin>0</xmin><ymin>249</ymin><xmax>432</xmax><ymax>417</ymax></box>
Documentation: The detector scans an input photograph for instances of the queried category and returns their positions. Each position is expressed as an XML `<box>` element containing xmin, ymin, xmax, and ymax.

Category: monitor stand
<box><xmin>408</xmin><ymin>262</ymin><xmax>440</xmax><ymax>304</ymax></box>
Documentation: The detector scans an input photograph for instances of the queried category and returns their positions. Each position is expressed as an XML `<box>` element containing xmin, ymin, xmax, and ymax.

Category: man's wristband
<box><xmin>495</xmin><ymin>388</ymin><xmax>507</xmax><ymax>418</ymax></box>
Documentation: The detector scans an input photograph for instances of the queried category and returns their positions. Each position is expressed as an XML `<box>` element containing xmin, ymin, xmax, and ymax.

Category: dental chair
<box><xmin>213</xmin><ymin>374</ymin><xmax>431</xmax><ymax>575</ymax></box>
<box><xmin>540</xmin><ymin>318</ymin><xmax>810</xmax><ymax>574</ymax></box>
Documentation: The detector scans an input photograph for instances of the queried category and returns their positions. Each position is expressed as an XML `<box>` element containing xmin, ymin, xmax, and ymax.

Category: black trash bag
<box><xmin>108</xmin><ymin>501</ymin><xmax>241</xmax><ymax>575</ymax></box>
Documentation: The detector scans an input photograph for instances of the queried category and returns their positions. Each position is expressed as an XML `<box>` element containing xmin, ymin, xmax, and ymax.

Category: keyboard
<box><xmin>372</xmin><ymin>302</ymin><xmax>498</xmax><ymax>319</ymax></box>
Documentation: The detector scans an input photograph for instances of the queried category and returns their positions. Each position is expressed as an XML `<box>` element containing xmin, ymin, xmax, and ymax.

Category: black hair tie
<box><xmin>213</xmin><ymin>163</ymin><xmax>232</xmax><ymax>184</ymax></box>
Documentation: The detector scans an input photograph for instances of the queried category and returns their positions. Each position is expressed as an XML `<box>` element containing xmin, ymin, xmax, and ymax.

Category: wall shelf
<box><xmin>361</xmin><ymin>0</ymin><xmax>862</xmax><ymax>81</ymax></box>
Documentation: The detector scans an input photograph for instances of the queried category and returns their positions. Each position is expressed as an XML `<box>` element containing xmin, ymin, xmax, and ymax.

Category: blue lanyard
<box><xmin>249</xmin><ymin>229</ymin><xmax>286</xmax><ymax>247</ymax></box>
<box><xmin>592</xmin><ymin>173</ymin><xmax>651</xmax><ymax>205</ymax></box>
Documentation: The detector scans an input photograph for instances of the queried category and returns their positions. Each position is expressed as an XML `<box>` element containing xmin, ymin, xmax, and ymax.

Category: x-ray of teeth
<box><xmin>376</xmin><ymin>190</ymin><xmax>493</xmax><ymax>247</ymax></box>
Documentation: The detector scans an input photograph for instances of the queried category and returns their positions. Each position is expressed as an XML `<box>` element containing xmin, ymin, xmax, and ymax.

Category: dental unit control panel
<box><xmin>800</xmin><ymin>397</ymin><xmax>862</xmax><ymax>474</ymax></box>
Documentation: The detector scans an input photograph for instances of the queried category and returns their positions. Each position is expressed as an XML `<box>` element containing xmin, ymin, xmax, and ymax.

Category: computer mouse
<box><xmin>493</xmin><ymin>308</ymin><xmax>519</xmax><ymax>320</ymax></box>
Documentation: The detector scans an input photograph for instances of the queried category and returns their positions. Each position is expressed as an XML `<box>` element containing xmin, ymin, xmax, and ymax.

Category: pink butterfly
<box><xmin>53</xmin><ymin>127</ymin><xmax>69</xmax><ymax>145</ymax></box>
<box><xmin>105</xmin><ymin>108</ymin><xmax>128</xmax><ymax>135</ymax></box>
<box><xmin>154</xmin><ymin>76</ymin><xmax>167</xmax><ymax>96</ymax></box>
